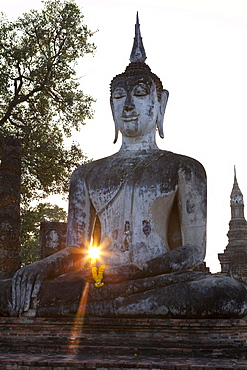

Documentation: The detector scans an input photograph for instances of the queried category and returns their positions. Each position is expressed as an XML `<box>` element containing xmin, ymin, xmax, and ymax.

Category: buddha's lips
<box><xmin>122</xmin><ymin>115</ymin><xmax>139</xmax><ymax>122</ymax></box>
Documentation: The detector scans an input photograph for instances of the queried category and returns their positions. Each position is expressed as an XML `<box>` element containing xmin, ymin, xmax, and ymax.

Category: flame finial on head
<box><xmin>130</xmin><ymin>12</ymin><xmax>147</xmax><ymax>63</ymax></box>
<box><xmin>234</xmin><ymin>165</ymin><xmax>237</xmax><ymax>184</ymax></box>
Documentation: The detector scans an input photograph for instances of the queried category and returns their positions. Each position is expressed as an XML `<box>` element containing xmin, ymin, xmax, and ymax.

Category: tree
<box><xmin>0</xmin><ymin>0</ymin><xmax>95</xmax><ymax>205</ymax></box>
<box><xmin>0</xmin><ymin>0</ymin><xmax>96</xmax><ymax>263</ymax></box>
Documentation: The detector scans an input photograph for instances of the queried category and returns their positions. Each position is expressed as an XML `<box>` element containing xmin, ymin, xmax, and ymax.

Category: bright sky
<box><xmin>2</xmin><ymin>0</ymin><xmax>247</xmax><ymax>272</ymax></box>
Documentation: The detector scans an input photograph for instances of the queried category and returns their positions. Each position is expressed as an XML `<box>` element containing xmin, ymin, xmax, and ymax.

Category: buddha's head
<box><xmin>110</xmin><ymin>13</ymin><xmax>169</xmax><ymax>143</ymax></box>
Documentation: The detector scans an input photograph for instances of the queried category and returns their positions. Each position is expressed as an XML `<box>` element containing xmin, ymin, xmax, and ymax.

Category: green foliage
<box><xmin>21</xmin><ymin>203</ymin><xmax>67</xmax><ymax>266</ymax></box>
<box><xmin>0</xmin><ymin>0</ymin><xmax>96</xmax><ymax>205</ymax></box>
<box><xmin>0</xmin><ymin>0</ymin><xmax>96</xmax><ymax>264</ymax></box>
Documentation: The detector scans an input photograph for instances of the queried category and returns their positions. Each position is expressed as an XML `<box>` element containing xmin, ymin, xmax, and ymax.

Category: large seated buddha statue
<box><xmin>1</xmin><ymin>14</ymin><xmax>247</xmax><ymax>318</ymax></box>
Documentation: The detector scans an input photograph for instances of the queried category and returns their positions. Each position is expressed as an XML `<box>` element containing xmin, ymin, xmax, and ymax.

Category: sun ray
<box><xmin>68</xmin><ymin>281</ymin><xmax>90</xmax><ymax>354</ymax></box>
<box><xmin>68</xmin><ymin>241</ymin><xmax>108</xmax><ymax>354</ymax></box>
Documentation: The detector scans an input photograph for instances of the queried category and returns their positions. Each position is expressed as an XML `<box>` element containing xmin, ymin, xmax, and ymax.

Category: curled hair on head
<box><xmin>110</xmin><ymin>62</ymin><xmax>164</xmax><ymax>101</ymax></box>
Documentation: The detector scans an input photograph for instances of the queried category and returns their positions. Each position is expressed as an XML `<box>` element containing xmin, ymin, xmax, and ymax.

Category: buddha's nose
<box><xmin>123</xmin><ymin>94</ymin><xmax>135</xmax><ymax>112</ymax></box>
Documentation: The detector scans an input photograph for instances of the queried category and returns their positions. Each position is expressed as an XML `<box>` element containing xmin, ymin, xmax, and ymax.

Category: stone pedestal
<box><xmin>0</xmin><ymin>317</ymin><xmax>246</xmax><ymax>369</ymax></box>
<box><xmin>0</xmin><ymin>136</ymin><xmax>21</xmax><ymax>279</ymax></box>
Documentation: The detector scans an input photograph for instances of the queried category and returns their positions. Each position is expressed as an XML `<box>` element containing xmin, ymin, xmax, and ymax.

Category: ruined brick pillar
<box><xmin>0</xmin><ymin>136</ymin><xmax>21</xmax><ymax>279</ymax></box>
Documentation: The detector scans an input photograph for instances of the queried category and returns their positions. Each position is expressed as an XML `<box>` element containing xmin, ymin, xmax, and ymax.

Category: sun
<box><xmin>87</xmin><ymin>245</ymin><xmax>101</xmax><ymax>264</ymax></box>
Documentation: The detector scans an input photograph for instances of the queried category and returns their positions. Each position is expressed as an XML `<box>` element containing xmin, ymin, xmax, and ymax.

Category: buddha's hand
<box><xmin>12</xmin><ymin>261</ymin><xmax>50</xmax><ymax>314</ymax></box>
<box><xmin>103</xmin><ymin>263</ymin><xmax>142</xmax><ymax>283</ymax></box>
<box><xmin>79</xmin><ymin>268</ymin><xmax>95</xmax><ymax>282</ymax></box>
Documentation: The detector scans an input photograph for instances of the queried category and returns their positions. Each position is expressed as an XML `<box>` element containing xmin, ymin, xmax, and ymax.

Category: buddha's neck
<box><xmin>119</xmin><ymin>132</ymin><xmax>159</xmax><ymax>152</ymax></box>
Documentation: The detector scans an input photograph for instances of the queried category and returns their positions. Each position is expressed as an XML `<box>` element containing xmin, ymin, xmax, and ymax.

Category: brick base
<box><xmin>0</xmin><ymin>317</ymin><xmax>247</xmax><ymax>369</ymax></box>
<box><xmin>1</xmin><ymin>352</ymin><xmax>247</xmax><ymax>369</ymax></box>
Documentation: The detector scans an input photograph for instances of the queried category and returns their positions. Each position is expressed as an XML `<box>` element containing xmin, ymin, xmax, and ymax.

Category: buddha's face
<box><xmin>111</xmin><ymin>75</ymin><xmax>160</xmax><ymax>138</ymax></box>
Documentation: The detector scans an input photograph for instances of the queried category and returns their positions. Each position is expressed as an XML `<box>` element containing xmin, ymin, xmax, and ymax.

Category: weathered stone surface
<box><xmin>192</xmin><ymin>261</ymin><xmax>210</xmax><ymax>272</ymax></box>
<box><xmin>86</xmin><ymin>271</ymin><xmax>247</xmax><ymax>319</ymax></box>
<box><xmin>39</xmin><ymin>221</ymin><xmax>67</xmax><ymax>259</ymax></box>
<box><xmin>1</xmin><ymin>271</ymin><xmax>246</xmax><ymax>319</ymax></box>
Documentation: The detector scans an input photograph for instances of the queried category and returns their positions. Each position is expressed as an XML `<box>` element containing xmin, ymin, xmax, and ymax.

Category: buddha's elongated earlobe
<box><xmin>157</xmin><ymin>90</ymin><xmax>169</xmax><ymax>139</ymax></box>
<box><xmin>113</xmin><ymin>126</ymin><xmax>119</xmax><ymax>144</ymax></box>
<box><xmin>111</xmin><ymin>99</ymin><xmax>119</xmax><ymax>144</ymax></box>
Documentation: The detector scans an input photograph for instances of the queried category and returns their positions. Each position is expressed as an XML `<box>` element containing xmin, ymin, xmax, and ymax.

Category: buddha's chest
<box><xmin>86</xmin><ymin>156</ymin><xmax>178</xmax><ymax>215</ymax></box>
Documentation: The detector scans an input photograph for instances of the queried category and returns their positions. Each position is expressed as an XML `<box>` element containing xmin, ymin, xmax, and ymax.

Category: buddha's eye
<box><xmin>112</xmin><ymin>87</ymin><xmax>126</xmax><ymax>99</ymax></box>
<box><xmin>133</xmin><ymin>83</ymin><xmax>150</xmax><ymax>96</ymax></box>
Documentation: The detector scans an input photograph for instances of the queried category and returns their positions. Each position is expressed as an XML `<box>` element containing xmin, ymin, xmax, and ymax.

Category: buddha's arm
<box><xmin>12</xmin><ymin>169</ymin><xmax>95</xmax><ymax>314</ymax></box>
<box><xmin>105</xmin><ymin>161</ymin><xmax>207</xmax><ymax>282</ymax></box>
<box><xmin>177</xmin><ymin>162</ymin><xmax>207</xmax><ymax>262</ymax></box>
<box><xmin>102</xmin><ymin>244</ymin><xmax>205</xmax><ymax>283</ymax></box>
<box><xmin>139</xmin><ymin>161</ymin><xmax>207</xmax><ymax>277</ymax></box>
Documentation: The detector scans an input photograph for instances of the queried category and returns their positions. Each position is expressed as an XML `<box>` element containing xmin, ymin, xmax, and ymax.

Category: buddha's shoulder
<box><xmin>167</xmin><ymin>151</ymin><xmax>205</xmax><ymax>170</ymax></box>
<box><xmin>70</xmin><ymin>151</ymin><xmax>206</xmax><ymax>180</ymax></box>
<box><xmin>70</xmin><ymin>154</ymin><xmax>118</xmax><ymax>179</ymax></box>
<box><xmin>149</xmin><ymin>150</ymin><xmax>206</xmax><ymax>175</ymax></box>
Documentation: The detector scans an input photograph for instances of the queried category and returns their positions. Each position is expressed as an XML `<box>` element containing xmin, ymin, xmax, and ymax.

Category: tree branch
<box><xmin>8</xmin><ymin>117</ymin><xmax>24</xmax><ymax>129</ymax></box>
<box><xmin>0</xmin><ymin>61</ymin><xmax>53</xmax><ymax>126</ymax></box>
<box><xmin>14</xmin><ymin>62</ymin><xmax>23</xmax><ymax>97</ymax></box>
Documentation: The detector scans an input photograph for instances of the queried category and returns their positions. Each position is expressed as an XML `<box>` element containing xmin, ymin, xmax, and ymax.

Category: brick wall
<box><xmin>0</xmin><ymin>317</ymin><xmax>247</xmax><ymax>369</ymax></box>
<box><xmin>0</xmin><ymin>136</ymin><xmax>21</xmax><ymax>278</ymax></box>
<box><xmin>0</xmin><ymin>317</ymin><xmax>246</xmax><ymax>357</ymax></box>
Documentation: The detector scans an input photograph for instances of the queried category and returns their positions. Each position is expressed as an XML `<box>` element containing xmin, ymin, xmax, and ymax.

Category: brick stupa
<box><xmin>218</xmin><ymin>167</ymin><xmax>247</xmax><ymax>282</ymax></box>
